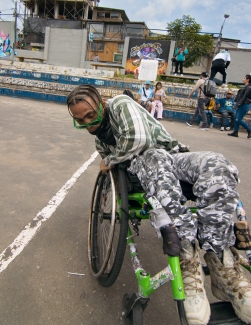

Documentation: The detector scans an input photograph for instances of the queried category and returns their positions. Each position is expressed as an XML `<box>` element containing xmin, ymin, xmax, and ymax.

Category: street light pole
<box><xmin>13</xmin><ymin>0</ymin><xmax>17</xmax><ymax>49</ymax></box>
<box><xmin>214</xmin><ymin>14</ymin><xmax>230</xmax><ymax>56</ymax></box>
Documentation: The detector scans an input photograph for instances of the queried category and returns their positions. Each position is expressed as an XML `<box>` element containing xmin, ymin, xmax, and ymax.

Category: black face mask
<box><xmin>89</xmin><ymin>109</ymin><xmax>116</xmax><ymax>145</ymax></box>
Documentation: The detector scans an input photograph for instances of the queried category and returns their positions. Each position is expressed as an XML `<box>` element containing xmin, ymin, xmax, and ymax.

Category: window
<box><xmin>110</xmin><ymin>12</ymin><xmax>119</xmax><ymax>18</ymax></box>
<box><xmin>90</xmin><ymin>42</ymin><xmax>104</xmax><ymax>51</ymax></box>
<box><xmin>118</xmin><ymin>43</ymin><xmax>124</xmax><ymax>53</ymax></box>
<box><xmin>113</xmin><ymin>53</ymin><xmax>123</xmax><ymax>63</ymax></box>
<box><xmin>89</xmin><ymin>23</ymin><xmax>104</xmax><ymax>39</ymax></box>
<box><xmin>107</xmin><ymin>25</ymin><xmax>120</xmax><ymax>33</ymax></box>
<box><xmin>97</xmin><ymin>12</ymin><xmax>105</xmax><ymax>18</ymax></box>
<box><xmin>125</xmin><ymin>24</ymin><xmax>144</xmax><ymax>37</ymax></box>
<box><xmin>97</xmin><ymin>11</ymin><xmax>119</xmax><ymax>19</ymax></box>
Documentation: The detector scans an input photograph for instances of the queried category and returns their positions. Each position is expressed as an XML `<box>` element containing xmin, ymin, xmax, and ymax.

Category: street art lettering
<box><xmin>130</xmin><ymin>42</ymin><xmax>163</xmax><ymax>57</ymax></box>
<box><xmin>0</xmin><ymin>30</ymin><xmax>13</xmax><ymax>57</ymax></box>
<box><xmin>126</xmin><ymin>39</ymin><xmax>171</xmax><ymax>76</ymax></box>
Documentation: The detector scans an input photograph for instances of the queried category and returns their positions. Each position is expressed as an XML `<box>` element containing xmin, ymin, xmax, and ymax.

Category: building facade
<box><xmin>1</xmin><ymin>1</ymin><xmax>250</xmax><ymax>83</ymax></box>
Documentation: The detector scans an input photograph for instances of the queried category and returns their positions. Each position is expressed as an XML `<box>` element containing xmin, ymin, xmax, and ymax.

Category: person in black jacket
<box><xmin>228</xmin><ymin>74</ymin><xmax>251</xmax><ymax>138</ymax></box>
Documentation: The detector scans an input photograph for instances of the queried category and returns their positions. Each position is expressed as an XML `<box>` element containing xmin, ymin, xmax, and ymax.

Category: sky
<box><xmin>0</xmin><ymin>0</ymin><xmax>251</xmax><ymax>48</ymax></box>
<box><xmin>100</xmin><ymin>0</ymin><xmax>251</xmax><ymax>48</ymax></box>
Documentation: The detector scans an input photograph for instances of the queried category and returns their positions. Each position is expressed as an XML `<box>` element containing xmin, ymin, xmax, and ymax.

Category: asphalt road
<box><xmin>0</xmin><ymin>96</ymin><xmax>251</xmax><ymax>325</ymax></box>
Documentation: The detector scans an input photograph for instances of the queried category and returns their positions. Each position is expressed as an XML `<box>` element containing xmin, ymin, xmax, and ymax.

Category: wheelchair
<box><xmin>88</xmin><ymin>166</ymin><xmax>251</xmax><ymax>325</ymax></box>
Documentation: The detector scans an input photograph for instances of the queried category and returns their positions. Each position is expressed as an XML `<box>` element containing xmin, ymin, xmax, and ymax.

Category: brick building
<box><xmin>18</xmin><ymin>0</ymin><xmax>150</xmax><ymax>68</ymax></box>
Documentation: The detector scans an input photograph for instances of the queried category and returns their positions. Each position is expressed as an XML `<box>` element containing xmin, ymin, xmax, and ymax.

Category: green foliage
<box><xmin>156</xmin><ymin>75</ymin><xmax>162</xmax><ymax>81</ymax></box>
<box><xmin>165</xmin><ymin>15</ymin><xmax>214</xmax><ymax>68</ymax></box>
<box><xmin>116</xmin><ymin>73</ymin><xmax>135</xmax><ymax>79</ymax></box>
<box><xmin>159</xmin><ymin>76</ymin><xmax>195</xmax><ymax>84</ymax></box>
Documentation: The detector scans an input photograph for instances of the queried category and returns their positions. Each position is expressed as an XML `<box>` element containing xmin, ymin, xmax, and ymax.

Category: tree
<box><xmin>165</xmin><ymin>15</ymin><xmax>214</xmax><ymax>68</ymax></box>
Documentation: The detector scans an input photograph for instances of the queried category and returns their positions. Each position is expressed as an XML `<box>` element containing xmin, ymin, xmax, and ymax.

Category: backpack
<box><xmin>200</xmin><ymin>79</ymin><xmax>217</xmax><ymax>97</ymax></box>
<box><xmin>205</xmin><ymin>98</ymin><xmax>215</xmax><ymax>110</ymax></box>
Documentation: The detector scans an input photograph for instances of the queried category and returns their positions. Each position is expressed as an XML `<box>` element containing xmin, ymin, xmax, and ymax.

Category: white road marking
<box><xmin>68</xmin><ymin>272</ymin><xmax>85</xmax><ymax>276</ymax></box>
<box><xmin>0</xmin><ymin>151</ymin><xmax>99</xmax><ymax>274</ymax></box>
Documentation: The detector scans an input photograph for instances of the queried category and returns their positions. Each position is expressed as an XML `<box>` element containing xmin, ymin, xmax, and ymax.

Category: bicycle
<box><xmin>88</xmin><ymin>166</ymin><xmax>251</xmax><ymax>325</ymax></box>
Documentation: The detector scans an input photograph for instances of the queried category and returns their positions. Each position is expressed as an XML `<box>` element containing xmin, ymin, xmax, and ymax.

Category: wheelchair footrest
<box><xmin>208</xmin><ymin>301</ymin><xmax>250</xmax><ymax>325</ymax></box>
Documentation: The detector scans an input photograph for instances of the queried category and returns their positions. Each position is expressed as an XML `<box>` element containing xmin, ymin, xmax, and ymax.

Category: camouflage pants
<box><xmin>128</xmin><ymin>149</ymin><xmax>240</xmax><ymax>254</ymax></box>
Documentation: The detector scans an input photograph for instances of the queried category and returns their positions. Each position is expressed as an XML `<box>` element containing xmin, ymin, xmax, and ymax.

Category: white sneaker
<box><xmin>174</xmin><ymin>73</ymin><xmax>177</xmax><ymax>76</ymax></box>
<box><xmin>204</xmin><ymin>247</ymin><xmax>251</xmax><ymax>324</ymax></box>
<box><xmin>222</xmin><ymin>83</ymin><xmax>228</xmax><ymax>88</ymax></box>
<box><xmin>181</xmin><ymin>74</ymin><xmax>184</xmax><ymax>76</ymax></box>
<box><xmin>210</xmin><ymin>123</ymin><xmax>213</xmax><ymax>128</ymax></box>
<box><xmin>225</xmin><ymin>127</ymin><xmax>231</xmax><ymax>131</ymax></box>
<box><xmin>180</xmin><ymin>239</ymin><xmax>210</xmax><ymax>325</ymax></box>
<box><xmin>220</xmin><ymin>126</ymin><xmax>225</xmax><ymax>131</ymax></box>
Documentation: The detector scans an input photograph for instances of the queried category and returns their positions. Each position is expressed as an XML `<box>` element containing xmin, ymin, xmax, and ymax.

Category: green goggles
<box><xmin>72</xmin><ymin>102</ymin><xmax>103</xmax><ymax>129</ymax></box>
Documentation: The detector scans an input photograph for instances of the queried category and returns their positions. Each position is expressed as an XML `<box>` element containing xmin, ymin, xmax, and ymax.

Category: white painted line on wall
<box><xmin>0</xmin><ymin>151</ymin><xmax>99</xmax><ymax>274</ymax></box>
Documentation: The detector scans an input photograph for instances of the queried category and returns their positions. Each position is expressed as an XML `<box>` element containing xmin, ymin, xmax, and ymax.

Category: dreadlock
<box><xmin>67</xmin><ymin>85</ymin><xmax>102</xmax><ymax>110</ymax></box>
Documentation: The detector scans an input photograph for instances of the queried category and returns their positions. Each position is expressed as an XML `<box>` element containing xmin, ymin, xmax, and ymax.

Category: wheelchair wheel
<box><xmin>88</xmin><ymin>168</ymin><xmax>129</xmax><ymax>287</ymax></box>
<box><xmin>122</xmin><ymin>293</ymin><xmax>144</xmax><ymax>325</ymax></box>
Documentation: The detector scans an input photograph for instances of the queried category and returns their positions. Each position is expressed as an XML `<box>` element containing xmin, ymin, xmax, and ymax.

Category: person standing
<box><xmin>186</xmin><ymin>72</ymin><xmax>209</xmax><ymax>130</ymax></box>
<box><xmin>174</xmin><ymin>42</ymin><xmax>188</xmax><ymax>76</ymax></box>
<box><xmin>93</xmin><ymin>53</ymin><xmax>99</xmax><ymax>62</ymax></box>
<box><xmin>216</xmin><ymin>90</ymin><xmax>235</xmax><ymax>131</ymax></box>
<box><xmin>228</xmin><ymin>75</ymin><xmax>251</xmax><ymax>138</ymax></box>
<box><xmin>209</xmin><ymin>49</ymin><xmax>231</xmax><ymax>87</ymax></box>
<box><xmin>138</xmin><ymin>80</ymin><xmax>153</xmax><ymax>112</ymax></box>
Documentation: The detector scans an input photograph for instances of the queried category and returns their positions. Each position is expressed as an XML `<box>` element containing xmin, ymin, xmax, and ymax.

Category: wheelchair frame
<box><xmin>88</xmin><ymin>167</ymin><xmax>251</xmax><ymax>325</ymax></box>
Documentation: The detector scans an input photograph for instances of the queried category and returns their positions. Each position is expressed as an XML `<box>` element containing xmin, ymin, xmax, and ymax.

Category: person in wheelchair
<box><xmin>67</xmin><ymin>84</ymin><xmax>251</xmax><ymax>325</ymax></box>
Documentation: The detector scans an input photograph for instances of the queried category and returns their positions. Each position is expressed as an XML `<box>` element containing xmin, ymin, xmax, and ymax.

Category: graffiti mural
<box><xmin>0</xmin><ymin>31</ymin><xmax>13</xmax><ymax>57</ymax></box>
<box><xmin>126</xmin><ymin>39</ymin><xmax>171</xmax><ymax>76</ymax></box>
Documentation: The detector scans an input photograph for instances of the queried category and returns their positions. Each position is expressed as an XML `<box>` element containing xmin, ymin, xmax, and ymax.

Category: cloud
<box><xmin>132</xmin><ymin>0</ymin><xmax>199</xmax><ymax>21</ymax></box>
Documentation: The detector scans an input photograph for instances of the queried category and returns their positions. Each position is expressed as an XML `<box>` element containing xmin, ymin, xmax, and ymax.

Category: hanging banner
<box><xmin>89</xmin><ymin>31</ymin><xmax>93</xmax><ymax>42</ymax></box>
<box><xmin>138</xmin><ymin>59</ymin><xmax>158</xmax><ymax>81</ymax></box>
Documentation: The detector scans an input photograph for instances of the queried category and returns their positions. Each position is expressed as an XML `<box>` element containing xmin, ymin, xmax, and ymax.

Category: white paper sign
<box><xmin>138</xmin><ymin>59</ymin><xmax>158</xmax><ymax>81</ymax></box>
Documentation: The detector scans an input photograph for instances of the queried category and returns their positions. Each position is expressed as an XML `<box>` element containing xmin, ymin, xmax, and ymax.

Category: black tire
<box><xmin>122</xmin><ymin>293</ymin><xmax>144</xmax><ymax>325</ymax></box>
<box><xmin>88</xmin><ymin>168</ymin><xmax>129</xmax><ymax>287</ymax></box>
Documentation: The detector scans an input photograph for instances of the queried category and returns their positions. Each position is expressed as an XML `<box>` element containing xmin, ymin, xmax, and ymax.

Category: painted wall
<box><xmin>125</xmin><ymin>39</ymin><xmax>171</xmax><ymax>76</ymax></box>
<box><xmin>0</xmin><ymin>21</ymin><xmax>15</xmax><ymax>58</ymax></box>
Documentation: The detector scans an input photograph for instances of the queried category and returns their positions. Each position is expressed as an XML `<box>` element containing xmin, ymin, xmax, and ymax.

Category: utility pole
<box><xmin>213</xmin><ymin>14</ymin><xmax>230</xmax><ymax>56</ymax></box>
<box><xmin>13</xmin><ymin>0</ymin><xmax>17</xmax><ymax>49</ymax></box>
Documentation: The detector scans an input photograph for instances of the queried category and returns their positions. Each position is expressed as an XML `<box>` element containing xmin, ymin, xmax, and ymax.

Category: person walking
<box><xmin>216</xmin><ymin>90</ymin><xmax>235</xmax><ymax>131</ymax></box>
<box><xmin>186</xmin><ymin>72</ymin><xmax>209</xmax><ymax>130</ymax></box>
<box><xmin>174</xmin><ymin>42</ymin><xmax>188</xmax><ymax>76</ymax></box>
<box><xmin>209</xmin><ymin>49</ymin><xmax>231</xmax><ymax>87</ymax></box>
<box><xmin>228</xmin><ymin>75</ymin><xmax>251</xmax><ymax>138</ymax></box>
<box><xmin>198</xmin><ymin>97</ymin><xmax>215</xmax><ymax>128</ymax></box>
